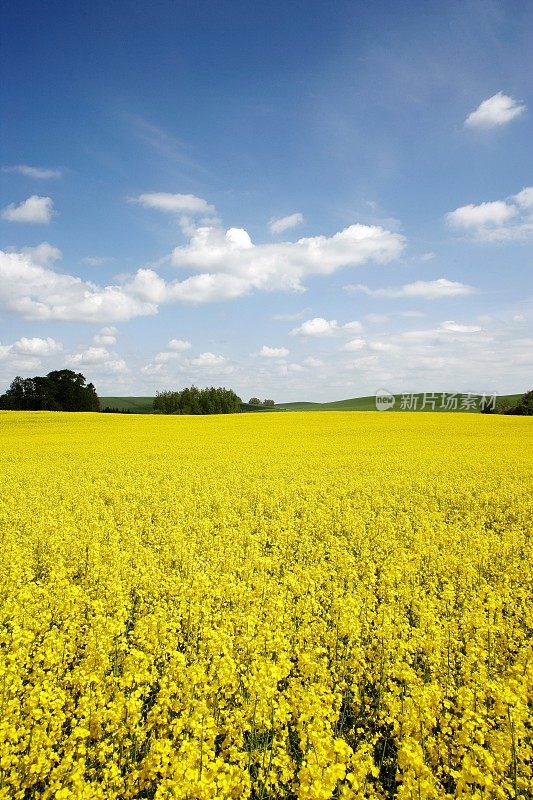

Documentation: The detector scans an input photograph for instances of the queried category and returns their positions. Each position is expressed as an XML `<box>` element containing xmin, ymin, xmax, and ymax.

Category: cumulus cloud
<box><xmin>291</xmin><ymin>317</ymin><xmax>363</xmax><ymax>336</ymax></box>
<box><xmin>132</xmin><ymin>192</ymin><xmax>215</xmax><ymax>215</ymax></box>
<box><xmin>342</xmin><ymin>338</ymin><xmax>366</xmax><ymax>351</ymax></box>
<box><xmin>168</xmin><ymin>338</ymin><xmax>192</xmax><ymax>351</ymax></box>
<box><xmin>465</xmin><ymin>92</ymin><xmax>526</xmax><ymax>128</ymax></box>
<box><xmin>302</xmin><ymin>356</ymin><xmax>323</xmax><ymax>368</ymax></box>
<box><xmin>3</xmin><ymin>164</ymin><xmax>62</xmax><ymax>179</ymax></box>
<box><xmin>14</xmin><ymin>337</ymin><xmax>62</xmax><ymax>355</ymax></box>
<box><xmin>343</xmin><ymin>320</ymin><xmax>363</xmax><ymax>333</ymax></box>
<box><xmin>345</xmin><ymin>278</ymin><xmax>477</xmax><ymax>300</ymax></box>
<box><xmin>171</xmin><ymin>222</ymin><xmax>404</xmax><ymax>296</ymax></box>
<box><xmin>0</xmin><ymin>336</ymin><xmax>62</xmax><ymax>361</ymax></box>
<box><xmin>0</xmin><ymin>249</ymin><xmax>158</xmax><ymax>322</ymax></box>
<box><xmin>154</xmin><ymin>341</ymin><xmax>191</xmax><ymax>363</ymax></box>
<box><xmin>1</xmin><ymin>200</ymin><xmax>404</xmax><ymax>322</ymax></box>
<box><xmin>446</xmin><ymin>187</ymin><xmax>533</xmax><ymax>241</ymax></box>
<box><xmin>291</xmin><ymin>318</ymin><xmax>340</xmax><ymax>336</ymax></box>
<box><xmin>66</xmin><ymin>346</ymin><xmax>127</xmax><ymax>374</ymax></box>
<box><xmin>1</xmin><ymin>195</ymin><xmax>54</xmax><ymax>223</ymax></box>
<box><xmin>93</xmin><ymin>326</ymin><xmax>118</xmax><ymax>346</ymax></box>
<box><xmin>20</xmin><ymin>242</ymin><xmax>62</xmax><ymax>267</ymax></box>
<box><xmin>67</xmin><ymin>346</ymin><xmax>111</xmax><ymax>364</ymax></box>
<box><xmin>191</xmin><ymin>352</ymin><xmax>225</xmax><ymax>367</ymax></box>
<box><xmin>269</xmin><ymin>212</ymin><xmax>304</xmax><ymax>235</ymax></box>
<box><xmin>258</xmin><ymin>345</ymin><xmax>289</xmax><ymax>358</ymax></box>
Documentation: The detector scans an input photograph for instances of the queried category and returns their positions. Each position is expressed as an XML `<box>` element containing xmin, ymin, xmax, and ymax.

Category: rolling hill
<box><xmin>100</xmin><ymin>393</ymin><xmax>523</xmax><ymax>414</ymax></box>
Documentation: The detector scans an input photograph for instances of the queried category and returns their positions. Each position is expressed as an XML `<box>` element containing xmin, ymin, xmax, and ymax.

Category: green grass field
<box><xmin>100</xmin><ymin>393</ymin><xmax>523</xmax><ymax>414</ymax></box>
<box><xmin>100</xmin><ymin>397</ymin><xmax>155</xmax><ymax>413</ymax></box>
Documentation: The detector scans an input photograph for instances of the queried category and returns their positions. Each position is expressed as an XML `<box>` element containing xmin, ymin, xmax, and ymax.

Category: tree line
<box><xmin>153</xmin><ymin>386</ymin><xmax>242</xmax><ymax>415</ymax></box>
<box><xmin>248</xmin><ymin>397</ymin><xmax>275</xmax><ymax>407</ymax></box>
<box><xmin>480</xmin><ymin>389</ymin><xmax>533</xmax><ymax>416</ymax></box>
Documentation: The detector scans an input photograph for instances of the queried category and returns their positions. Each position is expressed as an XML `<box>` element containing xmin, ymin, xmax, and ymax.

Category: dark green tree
<box><xmin>507</xmin><ymin>389</ymin><xmax>533</xmax><ymax>416</ymax></box>
<box><xmin>153</xmin><ymin>386</ymin><xmax>241</xmax><ymax>415</ymax></box>
<box><xmin>262</xmin><ymin>399</ymin><xmax>275</xmax><ymax>406</ymax></box>
<box><xmin>248</xmin><ymin>397</ymin><xmax>261</xmax><ymax>405</ymax></box>
<box><xmin>0</xmin><ymin>370</ymin><xmax>99</xmax><ymax>412</ymax></box>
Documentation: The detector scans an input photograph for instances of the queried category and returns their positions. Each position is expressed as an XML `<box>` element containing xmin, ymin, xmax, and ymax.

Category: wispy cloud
<box><xmin>125</xmin><ymin>113</ymin><xmax>208</xmax><ymax>175</ymax></box>
<box><xmin>345</xmin><ymin>278</ymin><xmax>476</xmax><ymax>299</ymax></box>
<box><xmin>131</xmin><ymin>192</ymin><xmax>215</xmax><ymax>215</ymax></box>
<box><xmin>81</xmin><ymin>256</ymin><xmax>114</xmax><ymax>267</ymax></box>
<box><xmin>3</xmin><ymin>164</ymin><xmax>62</xmax><ymax>179</ymax></box>
<box><xmin>269</xmin><ymin>212</ymin><xmax>304</xmax><ymax>235</ymax></box>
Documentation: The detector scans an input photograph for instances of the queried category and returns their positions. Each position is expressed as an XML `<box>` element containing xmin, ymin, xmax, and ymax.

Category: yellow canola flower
<box><xmin>0</xmin><ymin>410</ymin><xmax>531</xmax><ymax>799</ymax></box>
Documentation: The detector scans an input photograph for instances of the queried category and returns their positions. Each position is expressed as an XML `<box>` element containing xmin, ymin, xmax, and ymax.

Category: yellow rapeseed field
<box><xmin>0</xmin><ymin>410</ymin><xmax>531</xmax><ymax>800</ymax></box>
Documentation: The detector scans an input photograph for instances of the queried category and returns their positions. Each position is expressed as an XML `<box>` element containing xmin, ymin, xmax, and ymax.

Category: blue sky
<box><xmin>1</xmin><ymin>0</ymin><xmax>532</xmax><ymax>401</ymax></box>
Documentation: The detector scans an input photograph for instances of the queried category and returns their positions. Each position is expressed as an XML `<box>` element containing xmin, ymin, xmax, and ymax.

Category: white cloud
<box><xmin>440</xmin><ymin>320</ymin><xmax>482</xmax><ymax>333</ymax></box>
<box><xmin>291</xmin><ymin>317</ymin><xmax>339</xmax><ymax>336</ymax></box>
<box><xmin>0</xmin><ymin>202</ymin><xmax>404</xmax><ymax>321</ymax></box>
<box><xmin>132</xmin><ymin>192</ymin><xmax>215</xmax><ymax>215</ymax></box>
<box><xmin>447</xmin><ymin>201</ymin><xmax>515</xmax><ymax>228</ymax></box>
<box><xmin>446</xmin><ymin>188</ymin><xmax>533</xmax><ymax>241</ymax></box>
<box><xmin>3</xmin><ymin>164</ymin><xmax>62</xmax><ymax>179</ymax></box>
<box><xmin>269</xmin><ymin>212</ymin><xmax>304</xmax><ymax>235</ymax></box>
<box><xmin>191</xmin><ymin>352</ymin><xmax>225</xmax><ymax>367</ymax></box>
<box><xmin>345</xmin><ymin>278</ymin><xmax>477</xmax><ymax>299</ymax></box>
<box><xmin>514</xmin><ymin>187</ymin><xmax>533</xmax><ymax>209</ymax></box>
<box><xmin>141</xmin><ymin>362</ymin><xmax>164</xmax><ymax>376</ymax></box>
<box><xmin>258</xmin><ymin>345</ymin><xmax>289</xmax><ymax>358</ymax></box>
<box><xmin>369</xmin><ymin>341</ymin><xmax>399</xmax><ymax>352</ymax></box>
<box><xmin>465</xmin><ymin>92</ymin><xmax>526</xmax><ymax>128</ymax></box>
<box><xmin>291</xmin><ymin>317</ymin><xmax>363</xmax><ymax>337</ymax></box>
<box><xmin>93</xmin><ymin>326</ymin><xmax>118</xmax><ymax>346</ymax></box>
<box><xmin>67</xmin><ymin>346</ymin><xmax>111</xmax><ymax>364</ymax></box>
<box><xmin>0</xmin><ymin>250</ymin><xmax>158</xmax><ymax>322</ymax></box>
<box><xmin>153</xmin><ymin>341</ymin><xmax>191</xmax><ymax>363</ymax></box>
<box><xmin>167</xmin><ymin>338</ymin><xmax>191</xmax><ymax>351</ymax></box>
<box><xmin>171</xmin><ymin>219</ymin><xmax>405</xmax><ymax>296</ymax></box>
<box><xmin>302</xmin><ymin>356</ymin><xmax>323</xmax><ymax>368</ymax></box>
<box><xmin>1</xmin><ymin>195</ymin><xmax>54</xmax><ymax>224</ymax></box>
<box><xmin>20</xmin><ymin>242</ymin><xmax>62</xmax><ymax>267</ymax></box>
<box><xmin>154</xmin><ymin>351</ymin><xmax>181</xmax><ymax>363</ymax></box>
<box><xmin>420</xmin><ymin>252</ymin><xmax>435</xmax><ymax>262</ymax></box>
<box><xmin>342</xmin><ymin>338</ymin><xmax>366</xmax><ymax>351</ymax></box>
<box><xmin>14</xmin><ymin>337</ymin><xmax>62</xmax><ymax>356</ymax></box>
<box><xmin>66</xmin><ymin>346</ymin><xmax>127</xmax><ymax>374</ymax></box>
<box><xmin>343</xmin><ymin>320</ymin><xmax>363</xmax><ymax>333</ymax></box>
